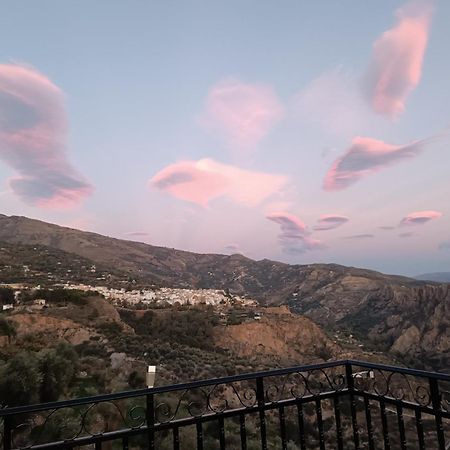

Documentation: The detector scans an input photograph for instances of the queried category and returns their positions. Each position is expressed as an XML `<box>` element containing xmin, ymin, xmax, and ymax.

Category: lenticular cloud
<box><xmin>150</xmin><ymin>158</ymin><xmax>287</xmax><ymax>207</ymax></box>
<box><xmin>364</xmin><ymin>0</ymin><xmax>433</xmax><ymax>117</ymax></box>
<box><xmin>0</xmin><ymin>64</ymin><xmax>92</xmax><ymax>207</ymax></box>
<box><xmin>313</xmin><ymin>215</ymin><xmax>349</xmax><ymax>231</ymax></box>
<box><xmin>201</xmin><ymin>78</ymin><xmax>284</xmax><ymax>151</ymax></box>
<box><xmin>323</xmin><ymin>136</ymin><xmax>426</xmax><ymax>191</ymax></box>
<box><xmin>400</xmin><ymin>210</ymin><xmax>442</xmax><ymax>226</ymax></box>
<box><xmin>266</xmin><ymin>212</ymin><xmax>324</xmax><ymax>254</ymax></box>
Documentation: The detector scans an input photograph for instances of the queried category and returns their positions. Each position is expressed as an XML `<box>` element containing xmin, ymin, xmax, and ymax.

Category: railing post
<box><xmin>3</xmin><ymin>416</ymin><xmax>12</xmax><ymax>450</ymax></box>
<box><xmin>146</xmin><ymin>393</ymin><xmax>155</xmax><ymax>450</ymax></box>
<box><xmin>256</xmin><ymin>377</ymin><xmax>267</xmax><ymax>450</ymax></box>
<box><xmin>345</xmin><ymin>362</ymin><xmax>360</xmax><ymax>450</ymax></box>
<box><xmin>429</xmin><ymin>378</ymin><xmax>446</xmax><ymax>450</ymax></box>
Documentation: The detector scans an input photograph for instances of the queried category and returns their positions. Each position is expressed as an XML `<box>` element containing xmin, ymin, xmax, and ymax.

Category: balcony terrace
<box><xmin>1</xmin><ymin>360</ymin><xmax>449</xmax><ymax>449</ymax></box>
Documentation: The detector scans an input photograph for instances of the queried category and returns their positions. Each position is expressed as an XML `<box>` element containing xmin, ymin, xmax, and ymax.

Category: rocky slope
<box><xmin>288</xmin><ymin>274</ymin><xmax>450</xmax><ymax>370</ymax></box>
<box><xmin>0</xmin><ymin>214</ymin><xmax>449</xmax><ymax>371</ymax></box>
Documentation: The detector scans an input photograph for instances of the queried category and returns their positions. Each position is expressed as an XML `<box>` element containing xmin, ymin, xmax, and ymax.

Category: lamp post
<box><xmin>146</xmin><ymin>365</ymin><xmax>156</xmax><ymax>388</ymax></box>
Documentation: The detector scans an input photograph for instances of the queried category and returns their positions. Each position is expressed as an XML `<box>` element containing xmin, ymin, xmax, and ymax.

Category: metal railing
<box><xmin>1</xmin><ymin>360</ymin><xmax>449</xmax><ymax>449</ymax></box>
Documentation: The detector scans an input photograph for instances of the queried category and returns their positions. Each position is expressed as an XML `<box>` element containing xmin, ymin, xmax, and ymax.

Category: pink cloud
<box><xmin>150</xmin><ymin>158</ymin><xmax>288</xmax><ymax>207</ymax></box>
<box><xmin>0</xmin><ymin>64</ymin><xmax>92</xmax><ymax>207</ymax></box>
<box><xmin>313</xmin><ymin>215</ymin><xmax>349</xmax><ymax>231</ymax></box>
<box><xmin>364</xmin><ymin>0</ymin><xmax>434</xmax><ymax>117</ymax></box>
<box><xmin>201</xmin><ymin>78</ymin><xmax>284</xmax><ymax>151</ymax></box>
<box><xmin>400</xmin><ymin>210</ymin><xmax>442</xmax><ymax>226</ymax></box>
<box><xmin>323</xmin><ymin>136</ymin><xmax>426</xmax><ymax>191</ymax></box>
<box><xmin>266</xmin><ymin>212</ymin><xmax>325</xmax><ymax>254</ymax></box>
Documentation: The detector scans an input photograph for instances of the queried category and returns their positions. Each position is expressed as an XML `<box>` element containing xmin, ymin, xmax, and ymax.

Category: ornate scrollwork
<box><xmin>352</xmin><ymin>367</ymin><xmax>432</xmax><ymax>407</ymax></box>
<box><xmin>439</xmin><ymin>384</ymin><xmax>450</xmax><ymax>412</ymax></box>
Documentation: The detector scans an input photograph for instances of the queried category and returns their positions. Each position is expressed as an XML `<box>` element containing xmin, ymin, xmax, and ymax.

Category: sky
<box><xmin>0</xmin><ymin>0</ymin><xmax>449</xmax><ymax>277</ymax></box>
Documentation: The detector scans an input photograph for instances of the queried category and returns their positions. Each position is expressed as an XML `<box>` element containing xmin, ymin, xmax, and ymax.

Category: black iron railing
<box><xmin>1</xmin><ymin>360</ymin><xmax>449</xmax><ymax>449</ymax></box>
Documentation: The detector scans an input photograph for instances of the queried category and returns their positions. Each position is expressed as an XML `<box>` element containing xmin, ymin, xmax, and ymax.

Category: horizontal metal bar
<box><xmin>0</xmin><ymin>359</ymin><xmax>347</xmax><ymax>417</ymax></box>
<box><xmin>347</xmin><ymin>360</ymin><xmax>450</xmax><ymax>382</ymax></box>
<box><xmin>12</xmin><ymin>390</ymin><xmax>348</xmax><ymax>450</ymax></box>
<box><xmin>354</xmin><ymin>391</ymin><xmax>450</xmax><ymax>420</ymax></box>
<box><xmin>2</xmin><ymin>359</ymin><xmax>449</xmax><ymax>417</ymax></box>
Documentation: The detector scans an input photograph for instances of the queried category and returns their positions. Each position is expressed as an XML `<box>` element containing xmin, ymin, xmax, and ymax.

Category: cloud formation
<box><xmin>201</xmin><ymin>78</ymin><xmax>283</xmax><ymax>151</ymax></box>
<box><xmin>399</xmin><ymin>232</ymin><xmax>415</xmax><ymax>238</ymax></box>
<box><xmin>293</xmin><ymin>68</ymin><xmax>371</xmax><ymax>137</ymax></box>
<box><xmin>344</xmin><ymin>234</ymin><xmax>374</xmax><ymax>240</ymax></box>
<box><xmin>266</xmin><ymin>212</ymin><xmax>324</xmax><ymax>254</ymax></box>
<box><xmin>313</xmin><ymin>215</ymin><xmax>349</xmax><ymax>231</ymax></box>
<box><xmin>323</xmin><ymin>136</ymin><xmax>426</xmax><ymax>191</ymax></box>
<box><xmin>364</xmin><ymin>0</ymin><xmax>434</xmax><ymax>117</ymax></box>
<box><xmin>125</xmin><ymin>231</ymin><xmax>150</xmax><ymax>237</ymax></box>
<box><xmin>150</xmin><ymin>158</ymin><xmax>287</xmax><ymax>207</ymax></box>
<box><xmin>439</xmin><ymin>241</ymin><xmax>450</xmax><ymax>251</ymax></box>
<box><xmin>0</xmin><ymin>64</ymin><xmax>92</xmax><ymax>207</ymax></box>
<box><xmin>224</xmin><ymin>243</ymin><xmax>242</xmax><ymax>254</ymax></box>
<box><xmin>400</xmin><ymin>210</ymin><xmax>442</xmax><ymax>226</ymax></box>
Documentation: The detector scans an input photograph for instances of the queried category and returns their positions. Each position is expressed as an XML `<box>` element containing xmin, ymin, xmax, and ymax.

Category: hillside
<box><xmin>0</xmin><ymin>214</ymin><xmax>449</xmax><ymax>371</ymax></box>
<box><xmin>0</xmin><ymin>291</ymin><xmax>380</xmax><ymax>401</ymax></box>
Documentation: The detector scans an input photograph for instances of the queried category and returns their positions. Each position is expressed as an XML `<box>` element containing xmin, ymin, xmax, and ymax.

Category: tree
<box><xmin>0</xmin><ymin>287</ymin><xmax>14</xmax><ymax>305</ymax></box>
<box><xmin>0</xmin><ymin>317</ymin><xmax>16</xmax><ymax>340</ymax></box>
<box><xmin>0</xmin><ymin>351</ymin><xmax>41</xmax><ymax>407</ymax></box>
<box><xmin>39</xmin><ymin>343</ymin><xmax>79</xmax><ymax>403</ymax></box>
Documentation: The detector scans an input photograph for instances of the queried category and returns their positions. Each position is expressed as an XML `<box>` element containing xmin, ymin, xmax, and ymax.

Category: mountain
<box><xmin>415</xmin><ymin>272</ymin><xmax>450</xmax><ymax>283</ymax></box>
<box><xmin>0</xmin><ymin>214</ymin><xmax>449</xmax><ymax>371</ymax></box>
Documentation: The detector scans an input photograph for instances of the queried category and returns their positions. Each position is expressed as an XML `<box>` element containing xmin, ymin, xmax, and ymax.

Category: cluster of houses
<box><xmin>0</xmin><ymin>281</ymin><xmax>259</xmax><ymax>311</ymax></box>
<box><xmin>63</xmin><ymin>283</ymin><xmax>258</xmax><ymax>308</ymax></box>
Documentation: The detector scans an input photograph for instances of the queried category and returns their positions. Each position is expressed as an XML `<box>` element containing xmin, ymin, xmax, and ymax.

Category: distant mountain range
<box><xmin>0</xmin><ymin>213</ymin><xmax>449</xmax><ymax>371</ymax></box>
<box><xmin>415</xmin><ymin>272</ymin><xmax>450</xmax><ymax>283</ymax></box>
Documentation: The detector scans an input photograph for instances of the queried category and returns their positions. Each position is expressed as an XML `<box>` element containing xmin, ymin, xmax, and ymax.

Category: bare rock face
<box><xmin>8</xmin><ymin>313</ymin><xmax>92</xmax><ymax>345</ymax></box>
<box><xmin>391</xmin><ymin>325</ymin><xmax>421</xmax><ymax>354</ymax></box>
<box><xmin>289</xmin><ymin>279</ymin><xmax>450</xmax><ymax>371</ymax></box>
<box><xmin>214</xmin><ymin>306</ymin><xmax>341</xmax><ymax>364</ymax></box>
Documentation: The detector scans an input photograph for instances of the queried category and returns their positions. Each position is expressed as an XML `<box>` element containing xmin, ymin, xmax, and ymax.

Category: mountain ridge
<box><xmin>415</xmin><ymin>272</ymin><xmax>450</xmax><ymax>283</ymax></box>
<box><xmin>0</xmin><ymin>213</ymin><xmax>449</xmax><ymax>371</ymax></box>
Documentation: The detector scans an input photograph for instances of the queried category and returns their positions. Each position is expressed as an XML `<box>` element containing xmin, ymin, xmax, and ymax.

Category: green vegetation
<box><xmin>20</xmin><ymin>288</ymin><xmax>90</xmax><ymax>305</ymax></box>
<box><xmin>0</xmin><ymin>287</ymin><xmax>14</xmax><ymax>305</ymax></box>
<box><xmin>119</xmin><ymin>307</ymin><xmax>219</xmax><ymax>351</ymax></box>
<box><xmin>0</xmin><ymin>316</ymin><xmax>16</xmax><ymax>338</ymax></box>
<box><xmin>0</xmin><ymin>342</ymin><xmax>79</xmax><ymax>406</ymax></box>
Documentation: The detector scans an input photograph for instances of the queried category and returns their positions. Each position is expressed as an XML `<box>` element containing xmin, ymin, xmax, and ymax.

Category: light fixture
<box><xmin>146</xmin><ymin>365</ymin><xmax>156</xmax><ymax>388</ymax></box>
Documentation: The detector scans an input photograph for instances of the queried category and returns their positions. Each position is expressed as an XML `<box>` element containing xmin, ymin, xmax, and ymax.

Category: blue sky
<box><xmin>0</xmin><ymin>0</ymin><xmax>449</xmax><ymax>276</ymax></box>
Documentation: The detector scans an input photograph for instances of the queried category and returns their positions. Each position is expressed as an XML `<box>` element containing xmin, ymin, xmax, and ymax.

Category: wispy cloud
<box><xmin>200</xmin><ymin>78</ymin><xmax>284</xmax><ymax>152</ymax></box>
<box><xmin>400</xmin><ymin>210</ymin><xmax>442</xmax><ymax>226</ymax></box>
<box><xmin>0</xmin><ymin>64</ymin><xmax>93</xmax><ymax>207</ymax></box>
<box><xmin>224</xmin><ymin>243</ymin><xmax>242</xmax><ymax>254</ymax></box>
<box><xmin>344</xmin><ymin>234</ymin><xmax>374</xmax><ymax>240</ymax></box>
<box><xmin>125</xmin><ymin>231</ymin><xmax>150</xmax><ymax>237</ymax></box>
<box><xmin>150</xmin><ymin>158</ymin><xmax>288</xmax><ymax>207</ymax></box>
<box><xmin>293</xmin><ymin>68</ymin><xmax>370</xmax><ymax>137</ymax></box>
<box><xmin>439</xmin><ymin>241</ymin><xmax>450</xmax><ymax>250</ymax></box>
<box><xmin>313</xmin><ymin>215</ymin><xmax>349</xmax><ymax>231</ymax></box>
<box><xmin>266</xmin><ymin>212</ymin><xmax>325</xmax><ymax>254</ymax></box>
<box><xmin>399</xmin><ymin>232</ymin><xmax>415</xmax><ymax>238</ymax></box>
<box><xmin>323</xmin><ymin>136</ymin><xmax>428</xmax><ymax>191</ymax></box>
<box><xmin>364</xmin><ymin>0</ymin><xmax>434</xmax><ymax>117</ymax></box>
